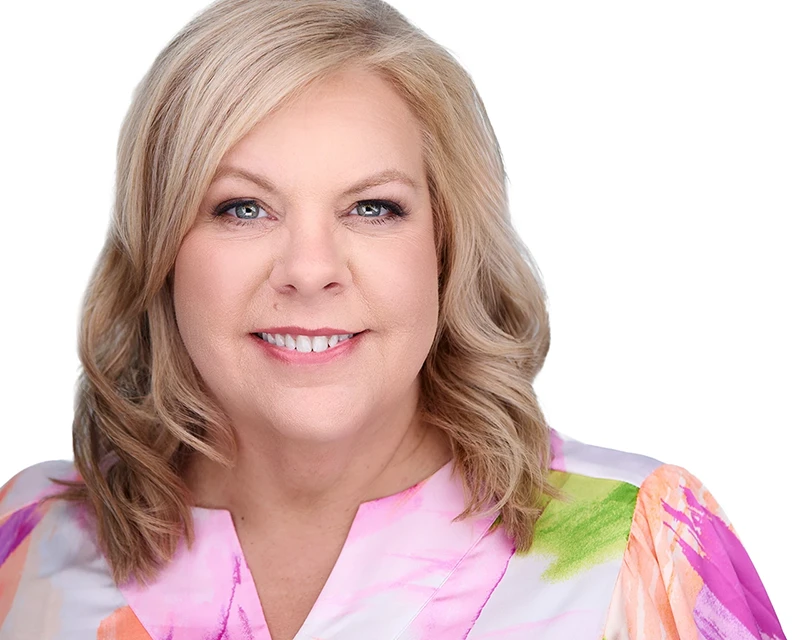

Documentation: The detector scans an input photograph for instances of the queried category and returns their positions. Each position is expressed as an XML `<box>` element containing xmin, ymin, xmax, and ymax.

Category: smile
<box><xmin>254</xmin><ymin>332</ymin><xmax>357</xmax><ymax>353</ymax></box>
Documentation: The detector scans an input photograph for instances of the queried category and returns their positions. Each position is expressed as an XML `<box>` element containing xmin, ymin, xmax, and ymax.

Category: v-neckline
<box><xmin>119</xmin><ymin>458</ymin><xmax>516</xmax><ymax>639</ymax></box>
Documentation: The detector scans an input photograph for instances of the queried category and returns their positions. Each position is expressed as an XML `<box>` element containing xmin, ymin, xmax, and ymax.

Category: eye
<box><xmin>350</xmin><ymin>199</ymin><xmax>407</xmax><ymax>222</ymax></box>
<box><xmin>214</xmin><ymin>199</ymin><xmax>267</xmax><ymax>220</ymax></box>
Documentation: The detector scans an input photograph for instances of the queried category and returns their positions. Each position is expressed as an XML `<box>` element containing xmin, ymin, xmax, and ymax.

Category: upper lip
<box><xmin>253</xmin><ymin>327</ymin><xmax>363</xmax><ymax>337</ymax></box>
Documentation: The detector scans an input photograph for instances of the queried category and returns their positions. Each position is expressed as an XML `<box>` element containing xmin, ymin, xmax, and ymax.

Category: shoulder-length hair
<box><xmin>58</xmin><ymin>0</ymin><xmax>554</xmax><ymax>584</ymax></box>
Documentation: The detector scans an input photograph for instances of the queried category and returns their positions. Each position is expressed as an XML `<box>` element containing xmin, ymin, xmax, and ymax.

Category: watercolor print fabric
<box><xmin>602</xmin><ymin>465</ymin><xmax>786</xmax><ymax>639</ymax></box>
<box><xmin>0</xmin><ymin>430</ymin><xmax>786</xmax><ymax>639</ymax></box>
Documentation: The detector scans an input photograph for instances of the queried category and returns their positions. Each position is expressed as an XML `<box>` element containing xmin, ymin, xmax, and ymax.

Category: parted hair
<box><xmin>56</xmin><ymin>0</ymin><xmax>555</xmax><ymax>584</ymax></box>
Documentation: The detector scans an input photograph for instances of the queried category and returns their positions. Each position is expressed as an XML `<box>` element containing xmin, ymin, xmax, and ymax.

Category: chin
<box><xmin>258</xmin><ymin>399</ymin><xmax>373</xmax><ymax>444</ymax></box>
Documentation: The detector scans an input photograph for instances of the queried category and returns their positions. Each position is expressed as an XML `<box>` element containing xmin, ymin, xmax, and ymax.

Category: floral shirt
<box><xmin>0</xmin><ymin>430</ymin><xmax>786</xmax><ymax>639</ymax></box>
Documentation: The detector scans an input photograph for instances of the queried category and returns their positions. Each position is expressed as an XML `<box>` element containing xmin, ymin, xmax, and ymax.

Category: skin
<box><xmin>174</xmin><ymin>67</ymin><xmax>451</xmax><ymax>638</ymax></box>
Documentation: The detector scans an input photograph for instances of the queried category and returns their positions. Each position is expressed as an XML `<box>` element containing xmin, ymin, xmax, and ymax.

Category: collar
<box><xmin>120</xmin><ymin>460</ymin><xmax>515</xmax><ymax>639</ymax></box>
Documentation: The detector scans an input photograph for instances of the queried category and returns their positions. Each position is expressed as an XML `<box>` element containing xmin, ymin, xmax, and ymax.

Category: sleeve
<box><xmin>602</xmin><ymin>464</ymin><xmax>786</xmax><ymax>640</ymax></box>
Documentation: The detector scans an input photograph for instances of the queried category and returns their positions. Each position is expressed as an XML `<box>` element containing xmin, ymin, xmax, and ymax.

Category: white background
<box><xmin>1</xmin><ymin>1</ymin><xmax>797</xmax><ymax>634</ymax></box>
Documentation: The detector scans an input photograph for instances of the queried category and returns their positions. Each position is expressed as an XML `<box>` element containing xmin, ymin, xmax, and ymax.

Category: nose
<box><xmin>268</xmin><ymin>215</ymin><xmax>350</xmax><ymax>297</ymax></box>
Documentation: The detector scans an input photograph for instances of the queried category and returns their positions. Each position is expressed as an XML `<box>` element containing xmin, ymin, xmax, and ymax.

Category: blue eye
<box><xmin>212</xmin><ymin>198</ymin><xmax>408</xmax><ymax>226</ymax></box>
<box><xmin>212</xmin><ymin>199</ymin><xmax>267</xmax><ymax>221</ymax></box>
<box><xmin>228</xmin><ymin>201</ymin><xmax>265</xmax><ymax>219</ymax></box>
<box><xmin>351</xmin><ymin>200</ymin><xmax>407</xmax><ymax>223</ymax></box>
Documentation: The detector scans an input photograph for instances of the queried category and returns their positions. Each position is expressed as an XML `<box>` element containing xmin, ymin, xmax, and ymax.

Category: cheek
<box><xmin>412</xmin><ymin>243</ymin><xmax>440</xmax><ymax>327</ymax></box>
<box><xmin>366</xmin><ymin>231</ymin><xmax>439</xmax><ymax>342</ymax></box>
<box><xmin>172</xmin><ymin>231</ymin><xmax>257</xmax><ymax>348</ymax></box>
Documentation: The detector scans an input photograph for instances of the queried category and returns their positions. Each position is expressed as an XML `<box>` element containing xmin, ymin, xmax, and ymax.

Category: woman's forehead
<box><xmin>212</xmin><ymin>68</ymin><xmax>427</xmax><ymax>197</ymax></box>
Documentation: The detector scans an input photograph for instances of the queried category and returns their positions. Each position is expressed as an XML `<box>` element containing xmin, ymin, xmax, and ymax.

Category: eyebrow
<box><xmin>211</xmin><ymin>166</ymin><xmax>422</xmax><ymax>197</ymax></box>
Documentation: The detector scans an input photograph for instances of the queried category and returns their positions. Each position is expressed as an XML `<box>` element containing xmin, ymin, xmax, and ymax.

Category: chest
<box><xmin>240</xmin><ymin>532</ymin><xmax>347</xmax><ymax>640</ymax></box>
<box><xmin>109</xmin><ymin>469</ymin><xmax>625</xmax><ymax>639</ymax></box>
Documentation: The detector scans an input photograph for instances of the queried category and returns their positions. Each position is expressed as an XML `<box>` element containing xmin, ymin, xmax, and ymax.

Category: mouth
<box><xmin>252</xmin><ymin>331</ymin><xmax>364</xmax><ymax>354</ymax></box>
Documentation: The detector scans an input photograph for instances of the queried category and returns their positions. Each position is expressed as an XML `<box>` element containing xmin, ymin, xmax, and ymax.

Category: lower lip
<box><xmin>251</xmin><ymin>332</ymin><xmax>365</xmax><ymax>365</ymax></box>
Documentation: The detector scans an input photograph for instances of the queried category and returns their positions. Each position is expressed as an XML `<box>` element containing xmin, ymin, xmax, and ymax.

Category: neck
<box><xmin>185</xmin><ymin>403</ymin><xmax>451</xmax><ymax>529</ymax></box>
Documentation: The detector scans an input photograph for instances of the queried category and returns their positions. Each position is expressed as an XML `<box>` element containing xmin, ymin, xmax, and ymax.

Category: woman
<box><xmin>0</xmin><ymin>0</ymin><xmax>786</xmax><ymax>638</ymax></box>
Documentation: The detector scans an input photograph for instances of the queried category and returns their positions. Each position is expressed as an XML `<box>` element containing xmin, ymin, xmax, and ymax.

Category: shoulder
<box><xmin>549</xmin><ymin>427</ymin><xmax>666</xmax><ymax>487</ymax></box>
<box><xmin>1</xmin><ymin>461</ymin><xmax>80</xmax><ymax>623</ymax></box>
<box><xmin>547</xmin><ymin>429</ymin><xmax>728</xmax><ymax>545</ymax></box>
<box><xmin>550</xmin><ymin>429</ymin><xmax>792</xmax><ymax>639</ymax></box>
<box><xmin>0</xmin><ymin>460</ymin><xmax>77</xmax><ymax>526</ymax></box>
<box><xmin>0</xmin><ymin>463</ymin><xmax>132</xmax><ymax>638</ymax></box>
<box><xmin>548</xmin><ymin>428</ymin><xmax>712</xmax><ymax>509</ymax></box>
<box><xmin>538</xmin><ymin>431</ymin><xmax>785</xmax><ymax>637</ymax></box>
<box><xmin>548</xmin><ymin>429</ymin><xmax>738</xmax><ymax>542</ymax></box>
<box><xmin>466</xmin><ymin>433</ymin><xmax>696</xmax><ymax>636</ymax></box>
<box><xmin>526</xmin><ymin>430</ymin><xmax>669</xmax><ymax>586</ymax></box>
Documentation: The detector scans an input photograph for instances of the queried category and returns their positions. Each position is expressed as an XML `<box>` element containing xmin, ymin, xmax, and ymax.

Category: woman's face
<box><xmin>173</xmin><ymin>68</ymin><xmax>439</xmax><ymax>445</ymax></box>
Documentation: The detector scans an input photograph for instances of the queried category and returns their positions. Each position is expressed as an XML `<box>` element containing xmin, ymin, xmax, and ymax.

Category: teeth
<box><xmin>259</xmin><ymin>332</ymin><xmax>356</xmax><ymax>352</ymax></box>
<box><xmin>295</xmin><ymin>335</ymin><xmax>312</xmax><ymax>353</ymax></box>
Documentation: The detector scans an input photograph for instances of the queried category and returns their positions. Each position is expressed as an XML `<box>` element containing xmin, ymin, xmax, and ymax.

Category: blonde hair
<box><xmin>57</xmin><ymin>0</ymin><xmax>555</xmax><ymax>584</ymax></box>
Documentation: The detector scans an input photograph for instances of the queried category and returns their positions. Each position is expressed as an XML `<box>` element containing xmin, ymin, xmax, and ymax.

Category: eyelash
<box><xmin>211</xmin><ymin>198</ymin><xmax>409</xmax><ymax>227</ymax></box>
